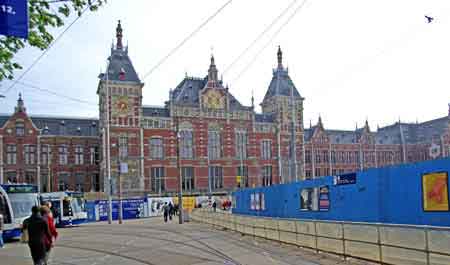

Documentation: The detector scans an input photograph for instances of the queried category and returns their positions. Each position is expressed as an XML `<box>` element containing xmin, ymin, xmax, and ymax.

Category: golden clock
<box><xmin>203</xmin><ymin>89</ymin><xmax>224</xmax><ymax>109</ymax></box>
<box><xmin>113</xmin><ymin>95</ymin><xmax>130</xmax><ymax>116</ymax></box>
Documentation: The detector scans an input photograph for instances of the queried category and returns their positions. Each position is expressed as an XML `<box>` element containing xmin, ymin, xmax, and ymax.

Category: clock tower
<box><xmin>98</xmin><ymin>21</ymin><xmax>144</xmax><ymax>195</ymax></box>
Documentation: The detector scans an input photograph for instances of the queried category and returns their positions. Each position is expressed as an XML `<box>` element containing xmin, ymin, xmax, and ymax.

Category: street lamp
<box><xmin>176</xmin><ymin>119</ymin><xmax>183</xmax><ymax>224</ymax></box>
<box><xmin>112</xmin><ymin>142</ymin><xmax>123</xmax><ymax>224</ymax></box>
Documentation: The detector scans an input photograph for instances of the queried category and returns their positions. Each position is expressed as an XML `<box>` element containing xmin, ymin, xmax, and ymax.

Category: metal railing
<box><xmin>191</xmin><ymin>209</ymin><xmax>450</xmax><ymax>265</ymax></box>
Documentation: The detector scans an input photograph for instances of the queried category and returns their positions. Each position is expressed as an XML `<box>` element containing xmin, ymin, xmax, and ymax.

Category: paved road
<box><xmin>0</xmin><ymin>218</ymin><xmax>372</xmax><ymax>265</ymax></box>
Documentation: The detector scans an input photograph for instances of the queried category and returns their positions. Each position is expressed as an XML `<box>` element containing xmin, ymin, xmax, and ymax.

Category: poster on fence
<box><xmin>147</xmin><ymin>197</ymin><xmax>173</xmax><ymax>217</ymax></box>
<box><xmin>260</xmin><ymin>193</ymin><xmax>265</xmax><ymax>210</ymax></box>
<box><xmin>422</xmin><ymin>172</ymin><xmax>449</xmax><ymax>211</ymax></box>
<box><xmin>250</xmin><ymin>193</ymin><xmax>255</xmax><ymax>210</ymax></box>
<box><xmin>255</xmin><ymin>193</ymin><xmax>260</xmax><ymax>210</ymax></box>
<box><xmin>319</xmin><ymin>186</ymin><xmax>330</xmax><ymax>211</ymax></box>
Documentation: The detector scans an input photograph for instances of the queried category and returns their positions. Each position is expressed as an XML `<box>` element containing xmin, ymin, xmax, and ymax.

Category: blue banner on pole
<box><xmin>0</xmin><ymin>0</ymin><xmax>28</xmax><ymax>38</ymax></box>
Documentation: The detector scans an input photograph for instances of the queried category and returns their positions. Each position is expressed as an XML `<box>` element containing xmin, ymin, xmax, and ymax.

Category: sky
<box><xmin>0</xmin><ymin>0</ymin><xmax>449</xmax><ymax>130</ymax></box>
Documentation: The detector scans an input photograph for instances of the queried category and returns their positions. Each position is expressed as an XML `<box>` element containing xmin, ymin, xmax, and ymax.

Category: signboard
<box><xmin>333</xmin><ymin>172</ymin><xmax>357</xmax><ymax>186</ymax></box>
<box><xmin>2</xmin><ymin>184</ymin><xmax>37</xmax><ymax>193</ymax></box>
<box><xmin>172</xmin><ymin>196</ymin><xmax>196</xmax><ymax>212</ymax></box>
<box><xmin>319</xmin><ymin>186</ymin><xmax>330</xmax><ymax>211</ymax></box>
<box><xmin>119</xmin><ymin>162</ymin><xmax>128</xmax><ymax>174</ymax></box>
<box><xmin>97</xmin><ymin>198</ymin><xmax>148</xmax><ymax>221</ymax></box>
<box><xmin>0</xmin><ymin>0</ymin><xmax>29</xmax><ymax>38</ymax></box>
<box><xmin>236</xmin><ymin>175</ymin><xmax>241</xmax><ymax>184</ymax></box>
<box><xmin>422</xmin><ymin>172</ymin><xmax>449</xmax><ymax>211</ymax></box>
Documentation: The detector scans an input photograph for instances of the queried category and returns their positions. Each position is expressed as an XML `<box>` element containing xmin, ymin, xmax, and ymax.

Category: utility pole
<box><xmin>105</xmin><ymin>59</ymin><xmax>113</xmax><ymax>224</ymax></box>
<box><xmin>117</xmin><ymin>153</ymin><xmax>123</xmax><ymax>224</ymax></box>
<box><xmin>176</xmin><ymin>118</ymin><xmax>183</xmax><ymax>224</ymax></box>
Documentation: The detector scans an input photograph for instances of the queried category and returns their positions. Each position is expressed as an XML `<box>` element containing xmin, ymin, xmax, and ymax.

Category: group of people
<box><xmin>22</xmin><ymin>203</ymin><xmax>58</xmax><ymax>265</ymax></box>
<box><xmin>162</xmin><ymin>202</ymin><xmax>178</xmax><ymax>222</ymax></box>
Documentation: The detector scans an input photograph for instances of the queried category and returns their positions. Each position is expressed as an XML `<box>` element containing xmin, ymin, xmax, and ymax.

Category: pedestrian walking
<box><xmin>22</xmin><ymin>206</ymin><xmax>52</xmax><ymax>265</ymax></box>
<box><xmin>212</xmin><ymin>201</ymin><xmax>217</xmax><ymax>212</ymax></box>
<box><xmin>163</xmin><ymin>203</ymin><xmax>169</xmax><ymax>223</ymax></box>
<box><xmin>40</xmin><ymin>206</ymin><xmax>58</xmax><ymax>264</ymax></box>
<box><xmin>168</xmin><ymin>202</ymin><xmax>174</xmax><ymax>221</ymax></box>
<box><xmin>0</xmin><ymin>213</ymin><xmax>4</xmax><ymax>248</ymax></box>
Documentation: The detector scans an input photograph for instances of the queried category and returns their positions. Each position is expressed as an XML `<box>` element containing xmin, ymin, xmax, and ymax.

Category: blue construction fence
<box><xmin>85</xmin><ymin>198</ymin><xmax>149</xmax><ymax>222</ymax></box>
<box><xmin>233</xmin><ymin>158</ymin><xmax>450</xmax><ymax>227</ymax></box>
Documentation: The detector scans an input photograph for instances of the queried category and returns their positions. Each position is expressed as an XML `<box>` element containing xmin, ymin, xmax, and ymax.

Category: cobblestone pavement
<box><xmin>0</xmin><ymin>218</ymin><xmax>375</xmax><ymax>265</ymax></box>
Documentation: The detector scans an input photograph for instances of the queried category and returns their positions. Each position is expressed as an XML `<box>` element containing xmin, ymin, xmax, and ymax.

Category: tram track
<box><xmin>55</xmin><ymin>243</ymin><xmax>159</xmax><ymax>265</ymax></box>
<box><xmin>65</xmin><ymin>225</ymin><xmax>241</xmax><ymax>265</ymax></box>
<box><xmin>132</xmin><ymin>223</ymin><xmax>321</xmax><ymax>265</ymax></box>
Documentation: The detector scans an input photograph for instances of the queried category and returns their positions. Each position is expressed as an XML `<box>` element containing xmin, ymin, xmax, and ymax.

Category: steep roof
<box><xmin>98</xmin><ymin>22</ymin><xmax>141</xmax><ymax>83</ymax></box>
<box><xmin>170</xmin><ymin>76</ymin><xmax>250</xmax><ymax>111</ymax></box>
<box><xmin>171</xmin><ymin>77</ymin><xmax>206</xmax><ymax>107</ymax></box>
<box><xmin>0</xmin><ymin>114</ymin><xmax>99</xmax><ymax>136</ymax></box>
<box><xmin>255</xmin><ymin>113</ymin><xmax>275</xmax><ymax>123</ymax></box>
<box><xmin>263</xmin><ymin>68</ymin><xmax>302</xmax><ymax>102</ymax></box>
<box><xmin>142</xmin><ymin>106</ymin><xmax>170</xmax><ymax>117</ymax></box>
<box><xmin>262</xmin><ymin>47</ymin><xmax>302</xmax><ymax>102</ymax></box>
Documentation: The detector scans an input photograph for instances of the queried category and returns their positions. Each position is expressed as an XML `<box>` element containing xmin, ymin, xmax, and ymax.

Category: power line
<box><xmin>16</xmin><ymin>80</ymin><xmax>97</xmax><ymax>107</ymax></box>
<box><xmin>2</xmin><ymin>2</ymin><xmax>95</xmax><ymax>95</ymax></box>
<box><xmin>142</xmin><ymin>0</ymin><xmax>233</xmax><ymax>80</ymax></box>
<box><xmin>222</xmin><ymin>0</ymin><xmax>298</xmax><ymax>76</ymax></box>
<box><xmin>231</xmin><ymin>0</ymin><xmax>309</xmax><ymax>85</ymax></box>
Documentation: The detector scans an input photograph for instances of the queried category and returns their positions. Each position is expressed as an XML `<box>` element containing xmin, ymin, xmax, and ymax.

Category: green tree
<box><xmin>0</xmin><ymin>0</ymin><xmax>106</xmax><ymax>81</ymax></box>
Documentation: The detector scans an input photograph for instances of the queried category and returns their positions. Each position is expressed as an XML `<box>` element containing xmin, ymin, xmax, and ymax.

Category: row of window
<box><xmin>305</xmin><ymin>168</ymin><xmax>353</xmax><ymax>178</ymax></box>
<box><xmin>149</xmin><ymin>166</ymin><xmax>273</xmax><ymax>193</ymax></box>
<box><xmin>304</xmin><ymin>150</ymin><xmax>400</xmax><ymax>165</ymax></box>
<box><xmin>5</xmin><ymin>171</ymin><xmax>101</xmax><ymax>192</ymax></box>
<box><xmin>5</xmin><ymin>145</ymin><xmax>99</xmax><ymax>166</ymax></box>
<box><xmin>148</xmin><ymin>133</ymin><xmax>272</xmax><ymax>160</ymax></box>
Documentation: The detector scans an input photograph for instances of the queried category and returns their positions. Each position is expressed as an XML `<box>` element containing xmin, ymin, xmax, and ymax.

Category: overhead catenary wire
<box><xmin>16</xmin><ymin>80</ymin><xmax>97</xmax><ymax>106</ymax></box>
<box><xmin>222</xmin><ymin>0</ymin><xmax>299</xmax><ymax>76</ymax></box>
<box><xmin>142</xmin><ymin>0</ymin><xmax>233</xmax><ymax>80</ymax></box>
<box><xmin>2</xmin><ymin>1</ymin><xmax>96</xmax><ymax>95</ymax></box>
<box><xmin>231</xmin><ymin>0</ymin><xmax>309</xmax><ymax>85</ymax></box>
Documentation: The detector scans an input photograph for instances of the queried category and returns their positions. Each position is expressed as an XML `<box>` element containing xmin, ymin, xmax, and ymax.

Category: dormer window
<box><xmin>119</xmin><ymin>67</ymin><xmax>126</xmax><ymax>80</ymax></box>
<box><xmin>16</xmin><ymin>121</ymin><xmax>25</xmax><ymax>136</ymax></box>
<box><xmin>60</xmin><ymin>120</ymin><xmax>66</xmax><ymax>135</ymax></box>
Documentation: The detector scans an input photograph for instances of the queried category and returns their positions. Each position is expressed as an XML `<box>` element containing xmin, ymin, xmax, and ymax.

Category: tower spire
<box><xmin>116</xmin><ymin>20</ymin><xmax>123</xmax><ymax>50</ymax></box>
<box><xmin>15</xmin><ymin>93</ymin><xmax>26</xmax><ymax>113</ymax></box>
<box><xmin>208</xmin><ymin>54</ymin><xmax>218</xmax><ymax>82</ymax></box>
<box><xmin>277</xmin><ymin>45</ymin><xmax>283</xmax><ymax>69</ymax></box>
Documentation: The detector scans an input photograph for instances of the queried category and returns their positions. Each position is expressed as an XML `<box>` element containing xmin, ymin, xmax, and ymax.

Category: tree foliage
<box><xmin>0</xmin><ymin>0</ymin><xmax>106</xmax><ymax>81</ymax></box>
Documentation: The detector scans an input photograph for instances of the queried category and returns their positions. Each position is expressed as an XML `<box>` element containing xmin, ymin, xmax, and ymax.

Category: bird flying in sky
<box><xmin>425</xmin><ymin>15</ymin><xmax>434</xmax><ymax>23</ymax></box>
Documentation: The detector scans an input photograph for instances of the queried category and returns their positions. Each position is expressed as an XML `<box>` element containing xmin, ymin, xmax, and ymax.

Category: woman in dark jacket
<box><xmin>23</xmin><ymin>206</ymin><xmax>52</xmax><ymax>265</ymax></box>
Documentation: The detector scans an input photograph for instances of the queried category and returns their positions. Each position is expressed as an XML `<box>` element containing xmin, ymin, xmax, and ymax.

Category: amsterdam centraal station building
<box><xmin>1</xmin><ymin>22</ymin><xmax>449</xmax><ymax>196</ymax></box>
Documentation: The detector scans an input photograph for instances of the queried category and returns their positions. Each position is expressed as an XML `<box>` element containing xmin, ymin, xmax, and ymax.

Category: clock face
<box><xmin>113</xmin><ymin>96</ymin><xmax>130</xmax><ymax>116</ymax></box>
<box><xmin>203</xmin><ymin>89</ymin><xmax>224</xmax><ymax>109</ymax></box>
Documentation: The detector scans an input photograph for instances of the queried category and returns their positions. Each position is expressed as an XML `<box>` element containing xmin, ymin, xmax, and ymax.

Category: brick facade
<box><xmin>0</xmin><ymin>22</ymin><xmax>449</xmax><ymax>195</ymax></box>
